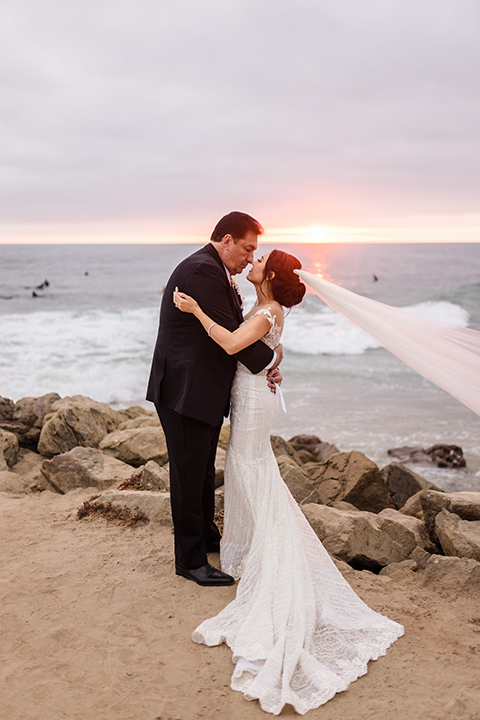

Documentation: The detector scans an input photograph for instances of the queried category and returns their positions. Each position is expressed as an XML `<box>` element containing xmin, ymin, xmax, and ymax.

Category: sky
<box><xmin>1</xmin><ymin>0</ymin><xmax>480</xmax><ymax>244</ymax></box>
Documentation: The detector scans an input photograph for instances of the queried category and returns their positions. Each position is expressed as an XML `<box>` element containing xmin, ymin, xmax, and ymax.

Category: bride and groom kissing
<box><xmin>146</xmin><ymin>211</ymin><xmax>403</xmax><ymax>715</ymax></box>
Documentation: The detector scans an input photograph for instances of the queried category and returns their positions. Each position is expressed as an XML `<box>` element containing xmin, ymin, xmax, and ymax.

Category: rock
<box><xmin>217</xmin><ymin>424</ymin><xmax>231</xmax><ymax>451</ymax></box>
<box><xmin>305</xmin><ymin>451</ymin><xmax>395</xmax><ymax>512</ymax></box>
<box><xmin>117</xmin><ymin>405</ymin><xmax>156</xmax><ymax>422</ymax></box>
<box><xmin>214</xmin><ymin>446</ymin><xmax>226</xmax><ymax>488</ymax></box>
<box><xmin>100</xmin><ymin>426</ymin><xmax>168</xmax><ymax>467</ymax></box>
<box><xmin>425</xmin><ymin>444</ymin><xmax>466</xmax><ymax>469</ymax></box>
<box><xmin>0</xmin><ymin>396</ymin><xmax>15</xmax><ymax>426</ymax></box>
<box><xmin>0</xmin><ymin>429</ymin><xmax>19</xmax><ymax>467</ymax></box>
<box><xmin>93</xmin><ymin>490</ymin><xmax>172</xmax><ymax>525</ymax></box>
<box><xmin>215</xmin><ymin>486</ymin><xmax>224</xmax><ymax>513</ymax></box>
<box><xmin>118</xmin><ymin>415</ymin><xmax>161</xmax><ymax>430</ymax></box>
<box><xmin>420</xmin><ymin>490</ymin><xmax>480</xmax><ymax>542</ymax></box>
<box><xmin>379</xmin><ymin>558</ymin><xmax>418</xmax><ymax>577</ymax></box>
<box><xmin>141</xmin><ymin>460</ymin><xmax>169</xmax><ymax>491</ymax></box>
<box><xmin>270</xmin><ymin>435</ymin><xmax>303</xmax><ymax>465</ymax></box>
<box><xmin>422</xmin><ymin>554</ymin><xmax>480</xmax><ymax>593</ymax></box>
<box><xmin>295</xmin><ymin>448</ymin><xmax>318</xmax><ymax>464</ymax></box>
<box><xmin>289</xmin><ymin>434</ymin><xmax>340</xmax><ymax>463</ymax></box>
<box><xmin>381</xmin><ymin>462</ymin><xmax>436</xmax><ymax>509</ymax></box>
<box><xmin>410</xmin><ymin>545</ymin><xmax>431</xmax><ymax>570</ymax></box>
<box><xmin>378</xmin><ymin>508</ymin><xmax>435</xmax><ymax>552</ymax></box>
<box><xmin>275</xmin><ymin>453</ymin><xmax>301</xmax><ymax>469</ymax></box>
<box><xmin>9</xmin><ymin>393</ymin><xmax>61</xmax><ymax>447</ymax></box>
<box><xmin>11</xmin><ymin>448</ymin><xmax>50</xmax><ymax>491</ymax></box>
<box><xmin>288</xmin><ymin>433</ymin><xmax>322</xmax><ymax>450</ymax></box>
<box><xmin>387</xmin><ymin>446</ymin><xmax>432</xmax><ymax>464</ymax></box>
<box><xmin>387</xmin><ymin>443</ymin><xmax>466</xmax><ymax>469</ymax></box>
<box><xmin>302</xmin><ymin>503</ymin><xmax>431</xmax><ymax>571</ymax></box>
<box><xmin>38</xmin><ymin>396</ymin><xmax>123</xmax><ymax>456</ymax></box>
<box><xmin>435</xmin><ymin>509</ymin><xmax>480</xmax><ymax>561</ymax></box>
<box><xmin>41</xmin><ymin>447</ymin><xmax>135</xmax><ymax>493</ymax></box>
<box><xmin>278</xmin><ymin>462</ymin><xmax>321</xmax><ymax>505</ymax></box>
<box><xmin>0</xmin><ymin>470</ymin><xmax>30</xmax><ymax>494</ymax></box>
<box><xmin>399</xmin><ymin>490</ymin><xmax>426</xmax><ymax>520</ymax></box>
<box><xmin>330</xmin><ymin>500</ymin><xmax>359</xmax><ymax>511</ymax></box>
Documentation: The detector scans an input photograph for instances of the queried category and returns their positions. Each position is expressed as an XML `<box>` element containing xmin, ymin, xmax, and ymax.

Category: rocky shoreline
<box><xmin>1</xmin><ymin>392</ymin><xmax>480</xmax><ymax>591</ymax></box>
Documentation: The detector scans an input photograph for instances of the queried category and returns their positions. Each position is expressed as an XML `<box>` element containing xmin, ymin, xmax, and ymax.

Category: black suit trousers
<box><xmin>156</xmin><ymin>403</ymin><xmax>222</xmax><ymax>569</ymax></box>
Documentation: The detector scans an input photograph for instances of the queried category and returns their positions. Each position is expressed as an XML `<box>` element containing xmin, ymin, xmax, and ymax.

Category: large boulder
<box><xmin>270</xmin><ymin>435</ymin><xmax>303</xmax><ymax>465</ymax></box>
<box><xmin>387</xmin><ymin>444</ymin><xmax>466</xmax><ymax>469</ymax></box>
<box><xmin>99</xmin><ymin>426</ymin><xmax>168</xmax><ymax>467</ymax></box>
<box><xmin>422</xmin><ymin>554</ymin><xmax>480</xmax><ymax>593</ymax></box>
<box><xmin>38</xmin><ymin>396</ymin><xmax>123</xmax><ymax>456</ymax></box>
<box><xmin>399</xmin><ymin>490</ymin><xmax>427</xmax><ymax>520</ymax></box>
<box><xmin>288</xmin><ymin>434</ymin><xmax>339</xmax><ymax>464</ymax></box>
<box><xmin>9</xmin><ymin>394</ymin><xmax>61</xmax><ymax>447</ymax></box>
<box><xmin>420</xmin><ymin>490</ymin><xmax>480</xmax><ymax>542</ymax></box>
<box><xmin>435</xmin><ymin>509</ymin><xmax>480</xmax><ymax>561</ymax></box>
<box><xmin>278</xmin><ymin>462</ymin><xmax>321</xmax><ymax>505</ymax></box>
<box><xmin>118</xmin><ymin>415</ymin><xmax>161</xmax><ymax>430</ymax></box>
<box><xmin>381</xmin><ymin>462</ymin><xmax>437</xmax><ymax>509</ymax></box>
<box><xmin>141</xmin><ymin>460</ymin><xmax>169</xmax><ymax>492</ymax></box>
<box><xmin>117</xmin><ymin>405</ymin><xmax>156</xmax><ymax>422</ymax></box>
<box><xmin>41</xmin><ymin>447</ymin><xmax>135</xmax><ymax>493</ymax></box>
<box><xmin>0</xmin><ymin>429</ymin><xmax>19</xmax><ymax>469</ymax></box>
<box><xmin>92</xmin><ymin>490</ymin><xmax>172</xmax><ymax>525</ymax></box>
<box><xmin>11</xmin><ymin>448</ymin><xmax>50</xmax><ymax>491</ymax></box>
<box><xmin>304</xmin><ymin>451</ymin><xmax>395</xmax><ymax>512</ymax></box>
<box><xmin>302</xmin><ymin>503</ymin><xmax>432</xmax><ymax>571</ymax></box>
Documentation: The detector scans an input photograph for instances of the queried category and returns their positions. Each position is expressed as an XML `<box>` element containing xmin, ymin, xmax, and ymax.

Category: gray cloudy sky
<box><xmin>1</xmin><ymin>0</ymin><xmax>480</xmax><ymax>242</ymax></box>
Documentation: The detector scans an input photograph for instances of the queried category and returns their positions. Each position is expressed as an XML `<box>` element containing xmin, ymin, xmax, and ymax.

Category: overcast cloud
<box><xmin>1</xmin><ymin>0</ymin><xmax>480</xmax><ymax>240</ymax></box>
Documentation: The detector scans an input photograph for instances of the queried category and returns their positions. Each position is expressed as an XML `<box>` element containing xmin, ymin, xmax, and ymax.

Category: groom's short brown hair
<box><xmin>210</xmin><ymin>211</ymin><xmax>264</xmax><ymax>243</ymax></box>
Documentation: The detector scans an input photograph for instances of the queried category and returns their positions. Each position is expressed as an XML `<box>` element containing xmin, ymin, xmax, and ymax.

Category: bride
<box><xmin>173</xmin><ymin>249</ymin><xmax>404</xmax><ymax>716</ymax></box>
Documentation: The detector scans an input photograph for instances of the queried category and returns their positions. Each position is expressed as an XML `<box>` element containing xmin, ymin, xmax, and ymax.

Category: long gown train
<box><xmin>192</xmin><ymin>311</ymin><xmax>404</xmax><ymax>715</ymax></box>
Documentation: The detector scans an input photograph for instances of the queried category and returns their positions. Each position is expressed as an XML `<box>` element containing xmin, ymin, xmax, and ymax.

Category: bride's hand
<box><xmin>173</xmin><ymin>287</ymin><xmax>199</xmax><ymax>314</ymax></box>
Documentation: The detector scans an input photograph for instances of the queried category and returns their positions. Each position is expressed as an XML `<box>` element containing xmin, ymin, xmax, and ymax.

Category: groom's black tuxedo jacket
<box><xmin>146</xmin><ymin>243</ymin><xmax>274</xmax><ymax>427</ymax></box>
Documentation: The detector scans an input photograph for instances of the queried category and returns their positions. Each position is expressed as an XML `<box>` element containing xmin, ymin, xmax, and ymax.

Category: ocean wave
<box><xmin>282</xmin><ymin>299</ymin><xmax>470</xmax><ymax>356</ymax></box>
<box><xmin>0</xmin><ymin>299</ymin><xmax>470</xmax><ymax>403</ymax></box>
<box><xmin>0</xmin><ymin>307</ymin><xmax>159</xmax><ymax>404</ymax></box>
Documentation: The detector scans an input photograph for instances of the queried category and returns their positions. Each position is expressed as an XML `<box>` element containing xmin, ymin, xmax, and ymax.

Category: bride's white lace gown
<box><xmin>192</xmin><ymin>309</ymin><xmax>404</xmax><ymax>715</ymax></box>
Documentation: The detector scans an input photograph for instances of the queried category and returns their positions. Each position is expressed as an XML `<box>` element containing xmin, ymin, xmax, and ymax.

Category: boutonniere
<box><xmin>230</xmin><ymin>277</ymin><xmax>244</xmax><ymax>311</ymax></box>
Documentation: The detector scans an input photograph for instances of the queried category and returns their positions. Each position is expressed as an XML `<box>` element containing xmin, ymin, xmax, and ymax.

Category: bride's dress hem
<box><xmin>192</xmin><ymin>623</ymin><xmax>404</xmax><ymax>715</ymax></box>
<box><xmin>192</xmin><ymin>311</ymin><xmax>404</xmax><ymax>716</ymax></box>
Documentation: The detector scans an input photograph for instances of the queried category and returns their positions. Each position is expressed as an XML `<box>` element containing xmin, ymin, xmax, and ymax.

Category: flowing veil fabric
<box><xmin>296</xmin><ymin>270</ymin><xmax>480</xmax><ymax>420</ymax></box>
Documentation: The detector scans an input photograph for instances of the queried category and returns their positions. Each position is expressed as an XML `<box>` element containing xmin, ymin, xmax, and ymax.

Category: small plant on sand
<box><xmin>77</xmin><ymin>495</ymin><xmax>148</xmax><ymax>526</ymax></box>
<box><xmin>117</xmin><ymin>469</ymin><xmax>145</xmax><ymax>491</ymax></box>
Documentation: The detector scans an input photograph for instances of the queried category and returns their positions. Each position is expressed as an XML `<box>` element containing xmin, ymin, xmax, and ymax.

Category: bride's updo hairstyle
<box><xmin>264</xmin><ymin>250</ymin><xmax>306</xmax><ymax>308</ymax></box>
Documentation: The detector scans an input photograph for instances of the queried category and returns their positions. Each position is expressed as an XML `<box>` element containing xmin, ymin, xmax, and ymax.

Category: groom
<box><xmin>146</xmin><ymin>211</ymin><xmax>282</xmax><ymax>586</ymax></box>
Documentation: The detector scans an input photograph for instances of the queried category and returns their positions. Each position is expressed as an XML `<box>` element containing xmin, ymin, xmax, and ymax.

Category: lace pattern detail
<box><xmin>192</xmin><ymin>308</ymin><xmax>404</xmax><ymax>715</ymax></box>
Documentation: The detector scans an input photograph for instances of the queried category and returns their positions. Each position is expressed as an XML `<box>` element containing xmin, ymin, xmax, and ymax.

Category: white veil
<box><xmin>295</xmin><ymin>270</ymin><xmax>480</xmax><ymax>420</ymax></box>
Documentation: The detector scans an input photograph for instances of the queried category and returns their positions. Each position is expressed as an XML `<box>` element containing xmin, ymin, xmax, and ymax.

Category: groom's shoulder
<box><xmin>175</xmin><ymin>244</ymin><xmax>221</xmax><ymax>275</ymax></box>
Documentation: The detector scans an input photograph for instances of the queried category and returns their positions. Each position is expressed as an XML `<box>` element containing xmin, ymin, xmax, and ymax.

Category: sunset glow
<box><xmin>2</xmin><ymin>214</ymin><xmax>480</xmax><ymax>245</ymax></box>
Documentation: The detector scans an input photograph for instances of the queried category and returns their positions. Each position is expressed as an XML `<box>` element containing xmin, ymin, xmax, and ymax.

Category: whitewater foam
<box><xmin>0</xmin><ymin>298</ymin><xmax>470</xmax><ymax>403</ymax></box>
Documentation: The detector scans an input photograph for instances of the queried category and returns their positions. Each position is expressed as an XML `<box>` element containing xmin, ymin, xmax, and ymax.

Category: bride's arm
<box><xmin>173</xmin><ymin>288</ymin><xmax>273</xmax><ymax>355</ymax></box>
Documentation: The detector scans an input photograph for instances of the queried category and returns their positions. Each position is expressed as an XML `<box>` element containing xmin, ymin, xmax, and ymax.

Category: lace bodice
<box><xmin>248</xmin><ymin>306</ymin><xmax>282</xmax><ymax>349</ymax></box>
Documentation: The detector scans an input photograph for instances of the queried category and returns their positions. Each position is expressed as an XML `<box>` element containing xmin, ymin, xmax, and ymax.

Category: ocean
<box><xmin>1</xmin><ymin>242</ymin><xmax>479</xmax><ymax>492</ymax></box>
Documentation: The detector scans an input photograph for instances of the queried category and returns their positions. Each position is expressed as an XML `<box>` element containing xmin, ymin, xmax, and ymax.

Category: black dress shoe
<box><xmin>175</xmin><ymin>563</ymin><xmax>235</xmax><ymax>586</ymax></box>
<box><xmin>206</xmin><ymin>541</ymin><xmax>220</xmax><ymax>554</ymax></box>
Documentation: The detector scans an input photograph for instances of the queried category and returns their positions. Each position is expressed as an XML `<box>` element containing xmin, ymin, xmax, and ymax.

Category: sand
<box><xmin>1</xmin><ymin>489</ymin><xmax>479</xmax><ymax>720</ymax></box>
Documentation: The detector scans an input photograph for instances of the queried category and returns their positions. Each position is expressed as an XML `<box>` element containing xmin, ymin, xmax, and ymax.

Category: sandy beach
<box><xmin>1</xmin><ymin>488</ymin><xmax>479</xmax><ymax>720</ymax></box>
